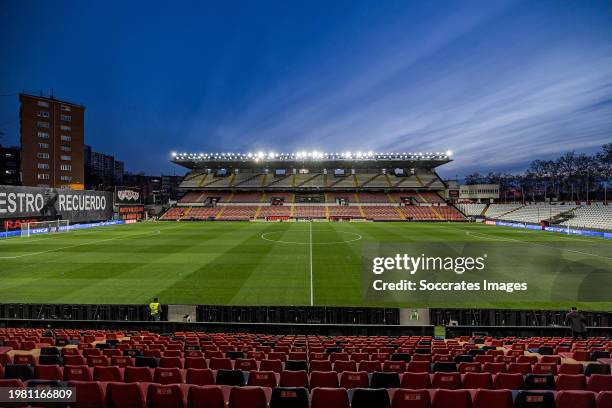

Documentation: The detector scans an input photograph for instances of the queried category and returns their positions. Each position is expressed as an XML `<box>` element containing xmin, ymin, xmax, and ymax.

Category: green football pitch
<box><xmin>0</xmin><ymin>221</ymin><xmax>610</xmax><ymax>309</ymax></box>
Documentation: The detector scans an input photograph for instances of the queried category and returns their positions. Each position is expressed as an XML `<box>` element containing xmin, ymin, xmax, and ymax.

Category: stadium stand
<box><xmin>495</xmin><ymin>203</ymin><xmax>579</xmax><ymax>224</ymax></box>
<box><xmin>163</xmin><ymin>153</ymin><xmax>476</xmax><ymax>223</ymax></box>
<box><xmin>484</xmin><ymin>203</ymin><xmax>525</xmax><ymax>219</ymax></box>
<box><xmin>457</xmin><ymin>203</ymin><xmax>487</xmax><ymax>217</ymax></box>
<box><xmin>560</xmin><ymin>204</ymin><xmax>612</xmax><ymax>231</ymax></box>
<box><xmin>294</xmin><ymin>206</ymin><xmax>326</xmax><ymax>218</ymax></box>
<box><xmin>2</xmin><ymin>330</ymin><xmax>612</xmax><ymax>408</ymax></box>
<box><xmin>362</xmin><ymin>206</ymin><xmax>403</xmax><ymax>221</ymax></box>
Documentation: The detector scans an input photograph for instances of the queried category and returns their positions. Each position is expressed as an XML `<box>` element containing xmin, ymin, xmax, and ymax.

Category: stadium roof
<box><xmin>172</xmin><ymin>150</ymin><xmax>453</xmax><ymax>170</ymax></box>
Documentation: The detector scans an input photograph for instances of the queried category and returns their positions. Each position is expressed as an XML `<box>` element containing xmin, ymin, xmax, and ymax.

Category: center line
<box><xmin>309</xmin><ymin>221</ymin><xmax>314</xmax><ymax>306</ymax></box>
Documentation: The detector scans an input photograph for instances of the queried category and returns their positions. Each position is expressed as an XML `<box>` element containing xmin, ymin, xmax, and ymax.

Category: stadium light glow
<box><xmin>446</xmin><ymin>150</ymin><xmax>453</xmax><ymax>157</ymax></box>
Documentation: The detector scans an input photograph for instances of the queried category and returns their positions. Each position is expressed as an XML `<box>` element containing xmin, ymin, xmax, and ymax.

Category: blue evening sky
<box><xmin>1</xmin><ymin>0</ymin><xmax>611</xmax><ymax>177</ymax></box>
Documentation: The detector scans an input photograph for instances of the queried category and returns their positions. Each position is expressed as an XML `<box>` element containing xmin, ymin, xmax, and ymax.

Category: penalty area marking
<box><xmin>0</xmin><ymin>228</ymin><xmax>163</xmax><ymax>259</ymax></box>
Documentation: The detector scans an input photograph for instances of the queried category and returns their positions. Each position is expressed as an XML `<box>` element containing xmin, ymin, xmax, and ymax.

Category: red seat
<box><xmin>267</xmin><ymin>352</ymin><xmax>287</xmax><ymax>362</ymax></box>
<box><xmin>103</xmin><ymin>349</ymin><xmax>123</xmax><ymax>357</ymax></box>
<box><xmin>280</xmin><ymin>370</ymin><xmax>308</xmax><ymax>387</ymax></box>
<box><xmin>311</xmin><ymin>387</ymin><xmax>350</xmax><ymax>408</ymax></box>
<box><xmin>358</xmin><ymin>361</ymin><xmax>381</xmax><ymax>373</ymax></box>
<box><xmin>13</xmin><ymin>355</ymin><xmax>36</xmax><ymax>365</ymax></box>
<box><xmin>463</xmin><ymin>372</ymin><xmax>492</xmax><ymax>389</ymax></box>
<box><xmin>310</xmin><ymin>371</ymin><xmax>339</xmax><ymax>388</ymax></box>
<box><xmin>559</xmin><ymin>364</ymin><xmax>584</xmax><ymax>375</ymax></box>
<box><xmin>187</xmin><ymin>385</ymin><xmax>225</xmax><ymax>408</ymax></box>
<box><xmin>518</xmin><ymin>356</ymin><xmax>538</xmax><ymax>364</ymax></box>
<box><xmin>63</xmin><ymin>365</ymin><xmax>93</xmax><ymax>381</ymax></box>
<box><xmin>154</xmin><ymin>367</ymin><xmax>182</xmax><ymax>385</ymax></box>
<box><xmin>473</xmin><ymin>389</ymin><xmax>513</xmax><ymax>408</ymax></box>
<box><xmin>507</xmin><ymin>362</ymin><xmax>531</xmax><ymax>374</ymax></box>
<box><xmin>111</xmin><ymin>356</ymin><xmax>134</xmax><ymax>367</ymax></box>
<box><xmin>533</xmin><ymin>363</ymin><xmax>557</xmax><ymax>375</ymax></box>
<box><xmin>247</xmin><ymin>370</ymin><xmax>277</xmax><ymax>387</ymax></box>
<box><xmin>400</xmin><ymin>372</ymin><xmax>431</xmax><ymax>389</ymax></box>
<box><xmin>597</xmin><ymin>391</ymin><xmax>612</xmax><ymax>408</ymax></box>
<box><xmin>125</xmin><ymin>366</ymin><xmax>153</xmax><ymax>383</ymax></box>
<box><xmin>482</xmin><ymin>362</ymin><xmax>506</xmax><ymax>374</ymax></box>
<box><xmin>330</xmin><ymin>353</ymin><xmax>350</xmax><ymax>363</ymax></box>
<box><xmin>160</xmin><ymin>357</ymin><xmax>183</xmax><ymax>369</ymax></box>
<box><xmin>493</xmin><ymin>373</ymin><xmax>523</xmax><ymax>390</ymax></box>
<box><xmin>587</xmin><ymin>374</ymin><xmax>612</xmax><ymax>392</ymax></box>
<box><xmin>383</xmin><ymin>361</ymin><xmax>406</xmax><ymax>373</ymax></box>
<box><xmin>87</xmin><ymin>356</ymin><xmax>110</xmax><ymax>367</ymax></box>
<box><xmin>228</xmin><ymin>386</ymin><xmax>267</xmax><ymax>408</ymax></box>
<box><xmin>556</xmin><ymin>390</ymin><xmax>596</xmax><ymax>408</ymax></box>
<box><xmin>106</xmin><ymin>382</ymin><xmax>146</xmax><ymax>408</ymax></box>
<box><xmin>259</xmin><ymin>359</ymin><xmax>283</xmax><ymax>373</ymax></box>
<box><xmin>63</xmin><ymin>355</ymin><xmax>87</xmax><ymax>366</ymax></box>
<box><xmin>407</xmin><ymin>361</ymin><xmax>431</xmax><ymax>373</ymax></box>
<box><xmin>234</xmin><ymin>358</ymin><xmax>257</xmax><ymax>371</ymax></box>
<box><xmin>93</xmin><ymin>366</ymin><xmax>122</xmax><ymax>382</ymax></box>
<box><xmin>458</xmin><ymin>362</ymin><xmax>481</xmax><ymax>374</ymax></box>
<box><xmin>474</xmin><ymin>355</ymin><xmax>494</xmax><ymax>364</ymax></box>
<box><xmin>147</xmin><ymin>384</ymin><xmax>185</xmax><ymax>408</ymax></box>
<box><xmin>391</xmin><ymin>389</ymin><xmax>430</xmax><ymax>408</ymax></box>
<box><xmin>351</xmin><ymin>353</ymin><xmax>369</xmax><ymax>363</ymax></box>
<box><xmin>557</xmin><ymin>374</ymin><xmax>587</xmax><ymax>390</ymax></box>
<box><xmin>68</xmin><ymin>380</ymin><xmax>105</xmax><ymax>408</ymax></box>
<box><xmin>432</xmin><ymin>372</ymin><xmax>462</xmax><ymax>389</ymax></box>
<box><xmin>432</xmin><ymin>389</ymin><xmax>471</xmax><ymax>408</ymax></box>
<box><xmin>310</xmin><ymin>360</ymin><xmax>333</xmax><ymax>372</ymax></box>
<box><xmin>185</xmin><ymin>358</ymin><xmax>207</xmax><ymax>370</ymax></box>
<box><xmin>209</xmin><ymin>358</ymin><xmax>232</xmax><ymax>370</ymax></box>
<box><xmin>35</xmin><ymin>364</ymin><xmax>62</xmax><ymax>380</ymax></box>
<box><xmin>334</xmin><ymin>360</ymin><xmax>357</xmax><ymax>373</ymax></box>
<box><xmin>339</xmin><ymin>371</ymin><xmax>369</xmax><ymax>389</ymax></box>
<box><xmin>186</xmin><ymin>368</ymin><xmax>215</xmax><ymax>386</ymax></box>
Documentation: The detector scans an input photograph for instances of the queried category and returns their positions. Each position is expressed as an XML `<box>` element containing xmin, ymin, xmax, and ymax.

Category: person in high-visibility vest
<box><xmin>149</xmin><ymin>297</ymin><xmax>161</xmax><ymax>321</ymax></box>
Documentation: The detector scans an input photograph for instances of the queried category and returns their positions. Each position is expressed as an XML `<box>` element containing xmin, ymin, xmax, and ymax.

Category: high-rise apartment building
<box><xmin>19</xmin><ymin>93</ymin><xmax>85</xmax><ymax>189</ymax></box>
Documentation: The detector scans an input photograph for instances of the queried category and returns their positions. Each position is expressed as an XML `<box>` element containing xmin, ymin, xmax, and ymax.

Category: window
<box><xmin>60</xmin><ymin>125</ymin><xmax>71</xmax><ymax>131</ymax></box>
<box><xmin>38</xmin><ymin>163</ymin><xmax>49</xmax><ymax>170</ymax></box>
<box><xmin>60</xmin><ymin>164</ymin><xmax>72</xmax><ymax>171</ymax></box>
<box><xmin>37</xmin><ymin>153</ymin><xmax>50</xmax><ymax>159</ymax></box>
<box><xmin>37</xmin><ymin>173</ymin><xmax>50</xmax><ymax>180</ymax></box>
<box><xmin>37</xmin><ymin>131</ymin><xmax>49</xmax><ymax>139</ymax></box>
<box><xmin>60</xmin><ymin>114</ymin><xmax>71</xmax><ymax>121</ymax></box>
<box><xmin>60</xmin><ymin>175</ymin><xmax>72</xmax><ymax>182</ymax></box>
<box><xmin>60</xmin><ymin>105</ymin><xmax>71</xmax><ymax>112</ymax></box>
<box><xmin>38</xmin><ymin>142</ymin><xmax>49</xmax><ymax>149</ymax></box>
<box><xmin>60</xmin><ymin>146</ymin><xmax>71</xmax><ymax>152</ymax></box>
<box><xmin>5</xmin><ymin>170</ymin><xmax>16</xmax><ymax>175</ymax></box>
<box><xmin>61</xmin><ymin>135</ymin><xmax>71</xmax><ymax>142</ymax></box>
<box><xmin>37</xmin><ymin>121</ymin><xmax>49</xmax><ymax>128</ymax></box>
<box><xmin>60</xmin><ymin>155</ymin><xmax>71</xmax><ymax>161</ymax></box>
<box><xmin>37</xmin><ymin>111</ymin><xmax>49</xmax><ymax>118</ymax></box>
<box><xmin>37</xmin><ymin>101</ymin><xmax>49</xmax><ymax>107</ymax></box>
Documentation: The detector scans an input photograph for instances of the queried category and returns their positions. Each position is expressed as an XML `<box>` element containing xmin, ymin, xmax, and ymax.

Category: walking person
<box><xmin>565</xmin><ymin>306</ymin><xmax>587</xmax><ymax>340</ymax></box>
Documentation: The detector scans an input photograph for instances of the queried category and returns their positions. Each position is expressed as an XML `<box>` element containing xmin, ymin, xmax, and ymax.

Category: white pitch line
<box><xmin>309</xmin><ymin>221</ymin><xmax>314</xmax><ymax>306</ymax></box>
<box><xmin>0</xmin><ymin>229</ymin><xmax>162</xmax><ymax>259</ymax></box>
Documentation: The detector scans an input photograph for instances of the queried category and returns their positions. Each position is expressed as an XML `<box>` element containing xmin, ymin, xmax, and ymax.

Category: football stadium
<box><xmin>2</xmin><ymin>1</ymin><xmax>612</xmax><ymax>407</ymax></box>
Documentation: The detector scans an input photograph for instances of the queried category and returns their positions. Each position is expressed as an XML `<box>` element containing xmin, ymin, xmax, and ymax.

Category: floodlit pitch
<box><xmin>0</xmin><ymin>221</ymin><xmax>610</xmax><ymax>309</ymax></box>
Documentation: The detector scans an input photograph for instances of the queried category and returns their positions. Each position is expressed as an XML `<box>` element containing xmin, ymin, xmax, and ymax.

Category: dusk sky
<box><xmin>1</xmin><ymin>0</ymin><xmax>611</xmax><ymax>178</ymax></box>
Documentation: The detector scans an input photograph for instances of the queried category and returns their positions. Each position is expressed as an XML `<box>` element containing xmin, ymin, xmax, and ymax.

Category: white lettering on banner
<box><xmin>0</xmin><ymin>188</ymin><xmax>108</xmax><ymax>216</ymax></box>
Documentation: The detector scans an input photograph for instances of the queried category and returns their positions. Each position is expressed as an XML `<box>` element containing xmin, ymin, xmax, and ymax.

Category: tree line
<box><xmin>464</xmin><ymin>143</ymin><xmax>612</xmax><ymax>202</ymax></box>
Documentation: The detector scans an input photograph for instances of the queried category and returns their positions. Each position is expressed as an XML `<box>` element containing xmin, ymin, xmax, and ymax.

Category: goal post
<box><xmin>20</xmin><ymin>220</ymin><xmax>70</xmax><ymax>237</ymax></box>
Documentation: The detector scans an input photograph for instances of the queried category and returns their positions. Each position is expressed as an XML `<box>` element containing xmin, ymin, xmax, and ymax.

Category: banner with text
<box><xmin>0</xmin><ymin>185</ymin><xmax>113</xmax><ymax>224</ymax></box>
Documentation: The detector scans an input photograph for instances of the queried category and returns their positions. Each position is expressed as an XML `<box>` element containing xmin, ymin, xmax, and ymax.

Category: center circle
<box><xmin>261</xmin><ymin>230</ymin><xmax>362</xmax><ymax>245</ymax></box>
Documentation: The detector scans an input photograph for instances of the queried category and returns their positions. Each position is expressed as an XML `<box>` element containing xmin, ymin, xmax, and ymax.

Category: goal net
<box><xmin>21</xmin><ymin>220</ymin><xmax>70</xmax><ymax>237</ymax></box>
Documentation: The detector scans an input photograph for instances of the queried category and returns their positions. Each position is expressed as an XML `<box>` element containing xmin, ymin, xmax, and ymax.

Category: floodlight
<box><xmin>446</xmin><ymin>150</ymin><xmax>453</xmax><ymax>156</ymax></box>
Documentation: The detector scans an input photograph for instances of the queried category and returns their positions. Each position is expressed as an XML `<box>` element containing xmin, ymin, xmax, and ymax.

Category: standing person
<box><xmin>149</xmin><ymin>297</ymin><xmax>161</xmax><ymax>321</ymax></box>
<box><xmin>565</xmin><ymin>306</ymin><xmax>587</xmax><ymax>340</ymax></box>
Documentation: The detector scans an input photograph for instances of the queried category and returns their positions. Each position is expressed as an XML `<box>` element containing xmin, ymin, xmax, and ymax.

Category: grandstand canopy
<box><xmin>172</xmin><ymin>151</ymin><xmax>452</xmax><ymax>171</ymax></box>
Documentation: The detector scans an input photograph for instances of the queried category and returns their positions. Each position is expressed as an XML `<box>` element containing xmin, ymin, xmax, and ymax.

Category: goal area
<box><xmin>20</xmin><ymin>220</ymin><xmax>70</xmax><ymax>237</ymax></box>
